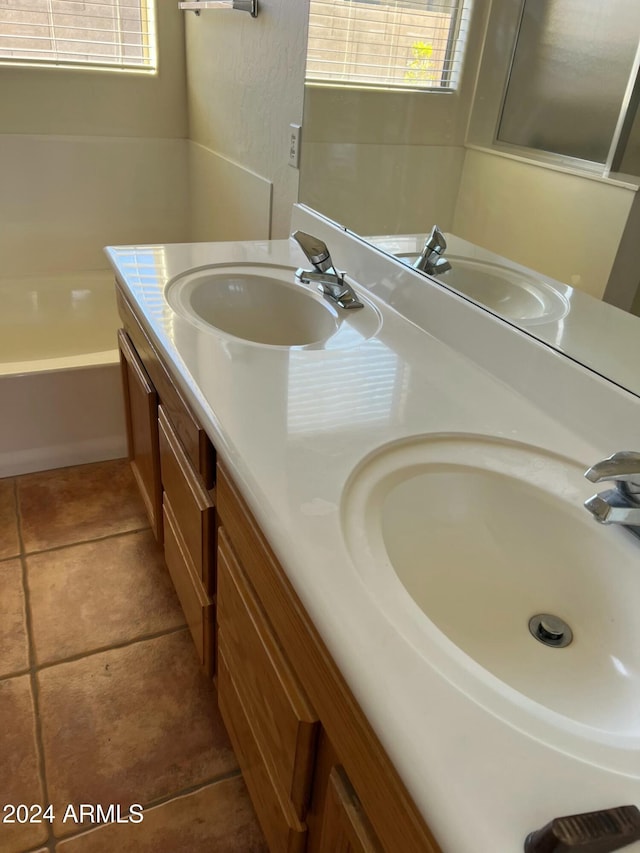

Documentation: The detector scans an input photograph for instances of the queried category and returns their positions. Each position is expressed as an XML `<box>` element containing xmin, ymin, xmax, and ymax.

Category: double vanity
<box><xmin>107</xmin><ymin>205</ymin><xmax>640</xmax><ymax>852</ymax></box>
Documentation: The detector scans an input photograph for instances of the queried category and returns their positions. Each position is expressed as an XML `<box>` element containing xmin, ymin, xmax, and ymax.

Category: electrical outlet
<box><xmin>288</xmin><ymin>123</ymin><xmax>301</xmax><ymax>169</ymax></box>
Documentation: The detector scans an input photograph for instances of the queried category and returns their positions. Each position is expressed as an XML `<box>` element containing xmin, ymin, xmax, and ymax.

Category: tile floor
<box><xmin>0</xmin><ymin>459</ymin><xmax>267</xmax><ymax>853</ymax></box>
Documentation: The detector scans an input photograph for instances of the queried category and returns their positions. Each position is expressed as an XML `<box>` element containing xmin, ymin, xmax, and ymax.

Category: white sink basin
<box><xmin>399</xmin><ymin>255</ymin><xmax>569</xmax><ymax>325</ymax></box>
<box><xmin>165</xmin><ymin>263</ymin><xmax>380</xmax><ymax>348</ymax></box>
<box><xmin>342</xmin><ymin>434</ymin><xmax>640</xmax><ymax>770</ymax></box>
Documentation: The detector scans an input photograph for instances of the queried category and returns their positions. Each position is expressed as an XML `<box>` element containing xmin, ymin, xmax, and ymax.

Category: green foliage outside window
<box><xmin>404</xmin><ymin>40</ymin><xmax>435</xmax><ymax>82</ymax></box>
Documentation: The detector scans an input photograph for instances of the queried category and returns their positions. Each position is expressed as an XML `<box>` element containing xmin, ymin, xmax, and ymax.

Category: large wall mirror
<box><xmin>298</xmin><ymin>0</ymin><xmax>640</xmax><ymax>397</ymax></box>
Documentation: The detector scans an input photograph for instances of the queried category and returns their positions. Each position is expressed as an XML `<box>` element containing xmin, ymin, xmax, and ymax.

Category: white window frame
<box><xmin>0</xmin><ymin>1</ymin><xmax>157</xmax><ymax>72</ymax></box>
<box><xmin>467</xmin><ymin>0</ymin><xmax>640</xmax><ymax>179</ymax></box>
<box><xmin>305</xmin><ymin>0</ymin><xmax>473</xmax><ymax>93</ymax></box>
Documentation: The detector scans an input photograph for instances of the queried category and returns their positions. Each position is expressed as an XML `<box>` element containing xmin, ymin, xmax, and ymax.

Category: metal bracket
<box><xmin>178</xmin><ymin>0</ymin><xmax>258</xmax><ymax>17</ymax></box>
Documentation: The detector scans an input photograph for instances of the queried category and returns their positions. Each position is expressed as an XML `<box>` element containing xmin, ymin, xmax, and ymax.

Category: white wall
<box><xmin>0</xmin><ymin>135</ymin><xmax>189</xmax><ymax>277</ymax></box>
<box><xmin>0</xmin><ymin>3</ymin><xmax>189</xmax><ymax>276</ymax></box>
<box><xmin>299</xmin><ymin>140</ymin><xmax>465</xmax><ymax>235</ymax></box>
<box><xmin>185</xmin><ymin>0</ymin><xmax>310</xmax><ymax>240</ymax></box>
<box><xmin>0</xmin><ymin>0</ymin><xmax>310</xmax><ymax>272</ymax></box>
<box><xmin>0</xmin><ymin>5</ymin><xmax>187</xmax><ymax>138</ymax></box>
<box><xmin>452</xmin><ymin>148</ymin><xmax>637</xmax><ymax>300</ymax></box>
<box><xmin>0</xmin><ymin>0</ymin><xmax>311</xmax><ymax>269</ymax></box>
<box><xmin>299</xmin><ymin>82</ymin><xmax>473</xmax><ymax>235</ymax></box>
<box><xmin>298</xmin><ymin>2</ymin><xmax>489</xmax><ymax>235</ymax></box>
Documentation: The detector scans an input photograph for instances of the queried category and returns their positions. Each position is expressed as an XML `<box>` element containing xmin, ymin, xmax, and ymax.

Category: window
<box><xmin>497</xmin><ymin>0</ymin><xmax>640</xmax><ymax>166</ymax></box>
<box><xmin>0</xmin><ymin>1</ymin><xmax>157</xmax><ymax>71</ymax></box>
<box><xmin>305</xmin><ymin>0</ymin><xmax>472</xmax><ymax>91</ymax></box>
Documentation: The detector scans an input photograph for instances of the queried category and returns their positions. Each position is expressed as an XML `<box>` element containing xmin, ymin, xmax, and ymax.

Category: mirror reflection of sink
<box><xmin>397</xmin><ymin>254</ymin><xmax>569</xmax><ymax>325</ymax></box>
<box><xmin>342</xmin><ymin>434</ymin><xmax>640</xmax><ymax>769</ymax></box>
<box><xmin>166</xmin><ymin>263</ymin><xmax>381</xmax><ymax>348</ymax></box>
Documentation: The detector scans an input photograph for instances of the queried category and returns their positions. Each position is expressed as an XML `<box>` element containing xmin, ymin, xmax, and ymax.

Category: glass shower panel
<box><xmin>497</xmin><ymin>0</ymin><xmax>640</xmax><ymax>163</ymax></box>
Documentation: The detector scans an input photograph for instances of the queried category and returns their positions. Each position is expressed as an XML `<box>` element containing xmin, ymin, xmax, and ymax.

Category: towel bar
<box><xmin>178</xmin><ymin>0</ymin><xmax>258</xmax><ymax>17</ymax></box>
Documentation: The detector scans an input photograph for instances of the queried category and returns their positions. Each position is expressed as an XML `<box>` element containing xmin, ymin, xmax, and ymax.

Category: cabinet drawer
<box><xmin>218</xmin><ymin>642</ymin><xmax>307</xmax><ymax>853</ymax></box>
<box><xmin>218</xmin><ymin>530</ymin><xmax>318</xmax><ymax>819</ymax></box>
<box><xmin>163</xmin><ymin>497</ymin><xmax>214</xmax><ymax>673</ymax></box>
<box><xmin>159</xmin><ymin>406</ymin><xmax>216</xmax><ymax>593</ymax></box>
<box><xmin>116</xmin><ymin>284</ymin><xmax>215</xmax><ymax>487</ymax></box>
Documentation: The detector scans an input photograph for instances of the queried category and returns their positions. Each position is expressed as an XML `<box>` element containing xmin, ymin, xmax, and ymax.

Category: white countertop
<box><xmin>106</xmin><ymin>206</ymin><xmax>640</xmax><ymax>853</ymax></box>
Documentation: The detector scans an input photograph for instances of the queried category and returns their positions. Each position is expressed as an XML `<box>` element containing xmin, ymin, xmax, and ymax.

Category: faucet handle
<box><xmin>584</xmin><ymin>492</ymin><xmax>640</xmax><ymax>525</ymax></box>
<box><xmin>585</xmin><ymin>451</ymin><xmax>640</xmax><ymax>484</ymax></box>
<box><xmin>585</xmin><ymin>451</ymin><xmax>640</xmax><ymax>509</ymax></box>
<box><xmin>423</xmin><ymin>224</ymin><xmax>447</xmax><ymax>256</ymax></box>
<box><xmin>292</xmin><ymin>231</ymin><xmax>334</xmax><ymax>273</ymax></box>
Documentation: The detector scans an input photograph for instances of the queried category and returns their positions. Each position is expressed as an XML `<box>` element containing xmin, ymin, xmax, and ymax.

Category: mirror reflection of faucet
<box><xmin>292</xmin><ymin>230</ymin><xmax>364</xmax><ymax>309</ymax></box>
<box><xmin>411</xmin><ymin>225</ymin><xmax>452</xmax><ymax>276</ymax></box>
<box><xmin>584</xmin><ymin>451</ymin><xmax>640</xmax><ymax>539</ymax></box>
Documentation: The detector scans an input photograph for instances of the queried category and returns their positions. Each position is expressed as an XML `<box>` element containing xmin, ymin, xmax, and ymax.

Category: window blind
<box><xmin>306</xmin><ymin>0</ymin><xmax>472</xmax><ymax>91</ymax></box>
<box><xmin>0</xmin><ymin>1</ymin><xmax>156</xmax><ymax>70</ymax></box>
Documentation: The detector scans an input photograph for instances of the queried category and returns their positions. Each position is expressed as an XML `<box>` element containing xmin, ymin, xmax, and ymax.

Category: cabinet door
<box><xmin>217</xmin><ymin>530</ymin><xmax>318</xmax><ymax>818</ymax></box>
<box><xmin>118</xmin><ymin>329</ymin><xmax>163</xmax><ymax>542</ymax></box>
<box><xmin>320</xmin><ymin>767</ymin><xmax>382</xmax><ymax>853</ymax></box>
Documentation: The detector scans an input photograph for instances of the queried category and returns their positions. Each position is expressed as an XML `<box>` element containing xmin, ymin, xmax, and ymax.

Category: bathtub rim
<box><xmin>0</xmin><ymin>348</ymin><xmax>119</xmax><ymax>378</ymax></box>
<box><xmin>0</xmin><ymin>267</ymin><xmax>119</xmax><ymax>377</ymax></box>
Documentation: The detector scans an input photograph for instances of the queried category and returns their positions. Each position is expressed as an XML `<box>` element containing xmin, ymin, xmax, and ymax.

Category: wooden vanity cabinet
<box><xmin>116</xmin><ymin>283</ymin><xmax>216</xmax><ymax>674</ymax></box>
<box><xmin>116</xmin><ymin>280</ymin><xmax>439</xmax><ymax>852</ymax></box>
<box><xmin>216</xmin><ymin>463</ymin><xmax>440</xmax><ymax>853</ymax></box>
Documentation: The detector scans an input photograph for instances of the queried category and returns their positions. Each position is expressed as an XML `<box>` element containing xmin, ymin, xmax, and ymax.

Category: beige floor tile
<box><xmin>0</xmin><ymin>676</ymin><xmax>48</xmax><ymax>853</ymax></box>
<box><xmin>0</xmin><ymin>477</ymin><xmax>20</xmax><ymax>560</ymax></box>
<box><xmin>18</xmin><ymin>459</ymin><xmax>148</xmax><ymax>553</ymax></box>
<box><xmin>0</xmin><ymin>559</ymin><xmax>29</xmax><ymax>677</ymax></box>
<box><xmin>54</xmin><ymin>776</ymin><xmax>267</xmax><ymax>852</ymax></box>
<box><xmin>28</xmin><ymin>530</ymin><xmax>185</xmax><ymax>665</ymax></box>
<box><xmin>38</xmin><ymin>630</ymin><xmax>237</xmax><ymax>838</ymax></box>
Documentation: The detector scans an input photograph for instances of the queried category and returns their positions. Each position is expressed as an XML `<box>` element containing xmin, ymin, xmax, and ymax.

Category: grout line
<box><xmin>0</xmin><ymin>666</ymin><xmax>31</xmax><ymax>683</ymax></box>
<box><xmin>0</xmin><ymin>552</ymin><xmax>21</xmax><ymax>565</ymax></box>
<box><xmin>21</xmin><ymin>525</ymin><xmax>153</xmax><ymax>560</ymax></box>
<box><xmin>50</xmin><ymin>769</ymin><xmax>244</xmax><ymax>845</ymax></box>
<box><xmin>15</xmin><ymin>479</ymin><xmax>55</xmax><ymax>851</ymax></box>
<box><xmin>22</xmin><ymin>843</ymin><xmax>55</xmax><ymax>853</ymax></box>
<box><xmin>141</xmin><ymin>768</ymin><xmax>244</xmax><ymax>811</ymax></box>
<box><xmin>35</xmin><ymin>624</ymin><xmax>189</xmax><ymax>673</ymax></box>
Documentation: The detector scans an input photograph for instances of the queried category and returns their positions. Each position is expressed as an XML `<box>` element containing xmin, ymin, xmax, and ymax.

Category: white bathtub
<box><xmin>0</xmin><ymin>271</ymin><xmax>127</xmax><ymax>477</ymax></box>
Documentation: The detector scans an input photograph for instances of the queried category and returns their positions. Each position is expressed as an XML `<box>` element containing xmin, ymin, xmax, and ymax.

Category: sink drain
<box><xmin>528</xmin><ymin>614</ymin><xmax>573</xmax><ymax>648</ymax></box>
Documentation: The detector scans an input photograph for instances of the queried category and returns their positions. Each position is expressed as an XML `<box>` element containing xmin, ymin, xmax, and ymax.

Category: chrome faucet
<box><xmin>412</xmin><ymin>225</ymin><xmax>452</xmax><ymax>276</ymax></box>
<box><xmin>584</xmin><ymin>451</ymin><xmax>640</xmax><ymax>538</ymax></box>
<box><xmin>292</xmin><ymin>231</ymin><xmax>364</xmax><ymax>310</ymax></box>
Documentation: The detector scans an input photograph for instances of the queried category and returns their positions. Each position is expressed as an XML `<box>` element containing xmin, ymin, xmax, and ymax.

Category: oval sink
<box><xmin>398</xmin><ymin>255</ymin><xmax>569</xmax><ymax>325</ymax></box>
<box><xmin>342</xmin><ymin>434</ymin><xmax>640</xmax><ymax>769</ymax></box>
<box><xmin>166</xmin><ymin>263</ymin><xmax>381</xmax><ymax>348</ymax></box>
